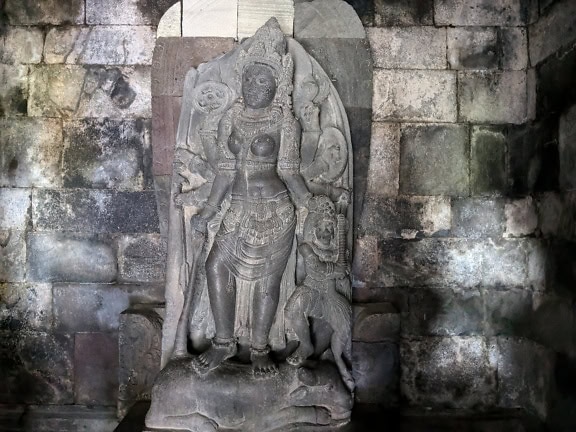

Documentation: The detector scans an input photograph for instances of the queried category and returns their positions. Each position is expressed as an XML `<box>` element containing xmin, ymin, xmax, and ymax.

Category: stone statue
<box><xmin>146</xmin><ymin>17</ymin><xmax>354</xmax><ymax>431</ymax></box>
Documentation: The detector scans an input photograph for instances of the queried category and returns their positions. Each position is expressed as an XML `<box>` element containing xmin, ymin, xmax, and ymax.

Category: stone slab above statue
<box><xmin>146</xmin><ymin>17</ymin><xmax>354</xmax><ymax>431</ymax></box>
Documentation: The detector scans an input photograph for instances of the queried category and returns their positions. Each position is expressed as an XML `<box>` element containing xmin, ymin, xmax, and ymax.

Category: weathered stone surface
<box><xmin>401</xmin><ymin>337</ymin><xmax>496</xmax><ymax>408</ymax></box>
<box><xmin>373</xmin><ymin>70</ymin><xmax>457</xmax><ymax>122</ymax></box>
<box><xmin>240</xmin><ymin>0</ymin><xmax>295</xmax><ymax>38</ymax></box>
<box><xmin>0</xmin><ymin>230</ymin><xmax>26</xmax><ymax>283</ymax></box>
<box><xmin>470</xmin><ymin>126</ymin><xmax>507</xmax><ymax>196</ymax></box>
<box><xmin>530</xmin><ymin>293</ymin><xmax>574</xmax><ymax>352</ymax></box>
<box><xmin>63</xmin><ymin>118</ymin><xmax>152</xmax><ymax>190</ymax></box>
<box><xmin>153</xmin><ymin>175</ymin><xmax>172</xmax><ymax>239</ymax></box>
<box><xmin>359</xmin><ymin>195</ymin><xmax>451</xmax><ymax>238</ymax></box>
<box><xmin>399</xmin><ymin>123</ymin><xmax>468</xmax><ymax>196</ymax></box>
<box><xmin>0</xmin><ymin>331</ymin><xmax>73</xmax><ymax>404</ymax></box>
<box><xmin>157</xmin><ymin>3</ymin><xmax>182</xmax><ymax>37</ymax></box>
<box><xmin>435</xmin><ymin>0</ymin><xmax>537</xmax><ymax>26</ymax></box>
<box><xmin>366</xmin><ymin>122</ymin><xmax>399</xmax><ymax>198</ymax></box>
<box><xmin>27</xmin><ymin>233</ymin><xmax>117</xmax><ymax>283</ymax></box>
<box><xmin>74</xmin><ymin>333</ymin><xmax>119</xmax><ymax>405</ymax></box>
<box><xmin>500</xmin><ymin>27</ymin><xmax>528</xmax><ymax>70</ymax></box>
<box><xmin>0</xmin><ymin>188</ymin><xmax>30</xmax><ymax>230</ymax></box>
<box><xmin>451</xmin><ymin>198</ymin><xmax>505</xmax><ymax>238</ymax></box>
<box><xmin>459</xmin><ymin>71</ymin><xmax>529</xmax><ymax>124</ymax></box>
<box><xmin>0</xmin><ymin>283</ymin><xmax>52</xmax><ymax>331</ymax></box>
<box><xmin>118</xmin><ymin>234</ymin><xmax>166</xmax><ymax>283</ymax></box>
<box><xmin>23</xmin><ymin>406</ymin><xmax>118</xmax><ymax>432</ymax></box>
<box><xmin>86</xmin><ymin>0</ymin><xmax>175</xmax><ymax>25</ymax></box>
<box><xmin>33</xmin><ymin>189</ymin><xmax>160</xmax><ymax>233</ymax></box>
<box><xmin>28</xmin><ymin>65</ymin><xmax>85</xmax><ymax>117</ymax></box>
<box><xmin>536</xmin><ymin>43</ymin><xmax>576</xmax><ymax>118</ymax></box>
<box><xmin>559</xmin><ymin>104</ymin><xmax>576</xmax><ymax>191</ymax></box>
<box><xmin>182</xmin><ymin>0</ymin><xmax>238</xmax><ymax>37</ymax></box>
<box><xmin>529</xmin><ymin>0</ymin><xmax>576</xmax><ymax>65</ymax></box>
<box><xmin>53</xmin><ymin>283</ymin><xmax>163</xmax><ymax>332</ymax></box>
<box><xmin>0</xmin><ymin>27</ymin><xmax>43</xmax><ymax>64</ymax></box>
<box><xmin>352</xmin><ymin>342</ymin><xmax>399</xmax><ymax>406</ymax></box>
<box><xmin>152</xmin><ymin>96</ymin><xmax>181</xmax><ymax>176</ymax></box>
<box><xmin>44</xmin><ymin>26</ymin><xmax>155</xmax><ymax>65</ymax></box>
<box><xmin>4</xmin><ymin>0</ymin><xmax>84</xmax><ymax>25</ymax></box>
<box><xmin>0</xmin><ymin>65</ymin><xmax>28</xmax><ymax>117</ymax></box>
<box><xmin>0</xmin><ymin>118</ymin><xmax>63</xmax><ymax>188</ymax></box>
<box><xmin>374</xmin><ymin>0</ymin><xmax>433</xmax><ymax>26</ymax></box>
<box><xmin>294</xmin><ymin>0</ymin><xmax>362</xmax><ymax>39</ymax></box>
<box><xmin>525</xmin><ymin>239</ymin><xmax>548</xmax><ymax>290</ymax></box>
<box><xmin>505</xmin><ymin>197</ymin><xmax>538</xmax><ymax>237</ymax></box>
<box><xmin>353</xmin><ymin>303</ymin><xmax>399</xmax><ymax>342</ymax></box>
<box><xmin>484</xmin><ymin>288</ymin><xmax>533</xmax><ymax>336</ymax></box>
<box><xmin>537</xmin><ymin>192</ymin><xmax>576</xmax><ymax>241</ymax></box>
<box><xmin>447</xmin><ymin>27</ymin><xmax>498</xmax><ymax>70</ymax></box>
<box><xmin>369</xmin><ymin>27</ymin><xmax>445</xmax><ymax>69</ymax></box>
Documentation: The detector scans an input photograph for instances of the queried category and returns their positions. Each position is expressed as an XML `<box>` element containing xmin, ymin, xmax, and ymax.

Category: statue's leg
<box><xmin>286</xmin><ymin>289</ymin><xmax>314</xmax><ymax>366</ymax></box>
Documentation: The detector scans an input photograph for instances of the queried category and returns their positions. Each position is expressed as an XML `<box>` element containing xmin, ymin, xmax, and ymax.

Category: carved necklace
<box><xmin>235</xmin><ymin>106</ymin><xmax>282</xmax><ymax>138</ymax></box>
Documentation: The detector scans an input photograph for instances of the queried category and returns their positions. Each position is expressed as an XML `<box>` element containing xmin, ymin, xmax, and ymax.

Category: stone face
<box><xmin>0</xmin><ymin>27</ymin><xmax>43</xmax><ymax>64</ymax></box>
<box><xmin>536</xmin><ymin>43</ymin><xmax>576</xmax><ymax>118</ymax></box>
<box><xmin>0</xmin><ymin>188</ymin><xmax>30</xmax><ymax>230</ymax></box>
<box><xmin>451</xmin><ymin>198</ymin><xmax>505</xmax><ymax>238</ymax></box>
<box><xmin>53</xmin><ymin>283</ymin><xmax>163</xmax><ymax>332</ymax></box>
<box><xmin>0</xmin><ymin>118</ymin><xmax>63</xmax><ymax>188</ymax></box>
<box><xmin>0</xmin><ymin>230</ymin><xmax>26</xmax><ymax>283</ymax></box>
<box><xmin>374</xmin><ymin>0</ymin><xmax>433</xmax><ymax>26</ymax></box>
<box><xmin>401</xmin><ymin>337</ymin><xmax>496</xmax><ymax>408</ymax></box>
<box><xmin>435</xmin><ymin>0</ymin><xmax>537</xmax><ymax>26</ymax></box>
<box><xmin>399</xmin><ymin>123</ymin><xmax>469</xmax><ymax>196</ymax></box>
<box><xmin>505</xmin><ymin>197</ymin><xmax>538</xmax><ymax>237</ymax></box>
<box><xmin>28</xmin><ymin>65</ymin><xmax>85</xmax><ymax>117</ymax></box>
<box><xmin>86</xmin><ymin>0</ymin><xmax>175</xmax><ymax>25</ymax></box>
<box><xmin>240</xmin><ymin>0</ymin><xmax>295</xmax><ymax>38</ymax></box>
<box><xmin>529</xmin><ymin>0</ymin><xmax>576</xmax><ymax>65</ymax></box>
<box><xmin>459</xmin><ymin>71</ymin><xmax>529</xmax><ymax>124</ymax></box>
<box><xmin>182</xmin><ymin>0</ymin><xmax>238</xmax><ymax>37</ymax></box>
<box><xmin>63</xmin><ymin>119</ymin><xmax>152</xmax><ymax>190</ymax></box>
<box><xmin>23</xmin><ymin>406</ymin><xmax>119</xmax><ymax>432</ymax></box>
<box><xmin>0</xmin><ymin>65</ymin><xmax>29</xmax><ymax>117</ymax></box>
<box><xmin>33</xmin><ymin>189</ymin><xmax>160</xmax><ymax>233</ymax></box>
<box><xmin>294</xmin><ymin>0</ymin><xmax>362</xmax><ymax>39</ymax></box>
<box><xmin>559</xmin><ymin>104</ymin><xmax>576</xmax><ymax>191</ymax></box>
<box><xmin>152</xmin><ymin>97</ymin><xmax>181</xmax><ymax>176</ymax></box>
<box><xmin>366</xmin><ymin>122</ymin><xmax>399</xmax><ymax>198</ymax></box>
<box><xmin>352</xmin><ymin>342</ymin><xmax>399</xmax><ymax>406</ymax></box>
<box><xmin>470</xmin><ymin>126</ymin><xmax>507</xmax><ymax>196</ymax></box>
<box><xmin>27</xmin><ymin>233</ymin><xmax>117</xmax><ymax>283</ymax></box>
<box><xmin>373</xmin><ymin>70</ymin><xmax>457</xmax><ymax>122</ymax></box>
<box><xmin>0</xmin><ymin>283</ymin><xmax>52</xmax><ymax>331</ymax></box>
<box><xmin>368</xmin><ymin>27</ymin><xmax>446</xmax><ymax>69</ymax></box>
<box><xmin>500</xmin><ymin>27</ymin><xmax>528</xmax><ymax>70</ymax></box>
<box><xmin>4</xmin><ymin>0</ymin><xmax>84</xmax><ymax>25</ymax></box>
<box><xmin>484</xmin><ymin>288</ymin><xmax>533</xmax><ymax>336</ymax></box>
<box><xmin>157</xmin><ymin>3</ymin><xmax>182</xmax><ymax>37</ymax></box>
<box><xmin>353</xmin><ymin>303</ymin><xmax>400</xmax><ymax>342</ymax></box>
<box><xmin>118</xmin><ymin>234</ymin><xmax>166</xmax><ymax>283</ymax></box>
<box><xmin>447</xmin><ymin>27</ymin><xmax>498</xmax><ymax>70</ymax></box>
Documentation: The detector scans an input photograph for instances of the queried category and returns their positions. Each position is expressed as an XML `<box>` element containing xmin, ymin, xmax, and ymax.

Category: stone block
<box><xmin>0</xmin><ymin>188</ymin><xmax>30</xmax><ymax>230</ymax></box>
<box><xmin>28</xmin><ymin>65</ymin><xmax>85</xmax><ymax>117</ymax></box>
<box><xmin>33</xmin><ymin>189</ymin><xmax>160</xmax><ymax>233</ymax></box>
<box><xmin>0</xmin><ymin>27</ymin><xmax>43</xmax><ymax>64</ymax></box>
<box><xmin>0</xmin><ymin>118</ymin><xmax>63</xmax><ymax>188</ymax></box>
<box><xmin>490</xmin><ymin>337</ymin><xmax>553</xmax><ymax>419</ymax></box>
<box><xmin>351</xmin><ymin>235</ymin><xmax>381</xmax><ymax>286</ymax></box>
<box><xmin>352</xmin><ymin>342</ymin><xmax>399</xmax><ymax>406</ymax></box>
<box><xmin>63</xmin><ymin>118</ymin><xmax>152</xmax><ymax>190</ymax></box>
<box><xmin>505</xmin><ymin>197</ymin><xmax>538</xmax><ymax>237</ymax></box>
<box><xmin>153</xmin><ymin>175</ymin><xmax>172</xmax><ymax>240</ymax></box>
<box><xmin>470</xmin><ymin>126</ymin><xmax>507</xmax><ymax>195</ymax></box>
<box><xmin>0</xmin><ymin>64</ymin><xmax>29</xmax><ymax>117</ymax></box>
<box><xmin>0</xmin><ymin>331</ymin><xmax>73</xmax><ymax>404</ymax></box>
<box><xmin>118</xmin><ymin>234</ymin><xmax>166</xmax><ymax>283</ymax></box>
<box><xmin>27</xmin><ymin>233</ymin><xmax>117</xmax><ymax>283</ymax></box>
<box><xmin>74</xmin><ymin>333</ymin><xmax>119</xmax><ymax>405</ymax></box>
<box><xmin>482</xmin><ymin>239</ymin><xmax>530</xmax><ymax>287</ymax></box>
<box><xmin>0</xmin><ymin>230</ymin><xmax>26</xmax><ymax>283</ymax></box>
<box><xmin>559</xmin><ymin>104</ymin><xmax>576</xmax><ymax>191</ymax></box>
<box><xmin>293</xmin><ymin>0</ymin><xmax>362</xmax><ymax>39</ymax></box>
<box><xmin>530</xmin><ymin>293</ymin><xmax>574</xmax><ymax>353</ymax></box>
<box><xmin>240</xmin><ymin>0</ymin><xmax>295</xmax><ymax>39</ymax></box>
<box><xmin>4</xmin><ymin>0</ymin><xmax>84</xmax><ymax>25</ymax></box>
<box><xmin>366</xmin><ymin>122</ymin><xmax>399</xmax><ymax>198</ymax></box>
<box><xmin>86</xmin><ymin>0</ymin><xmax>175</xmax><ymax>25</ymax></box>
<box><xmin>536</xmin><ymin>43</ymin><xmax>576</xmax><ymax>118</ymax></box>
<box><xmin>435</xmin><ymin>0</ymin><xmax>538</xmax><ymax>26</ymax></box>
<box><xmin>447</xmin><ymin>27</ymin><xmax>498</xmax><ymax>70</ymax></box>
<box><xmin>458</xmin><ymin>71</ymin><xmax>529</xmax><ymax>124</ymax></box>
<box><xmin>500</xmin><ymin>27</ymin><xmax>528</xmax><ymax>70</ymax></box>
<box><xmin>401</xmin><ymin>337</ymin><xmax>496</xmax><ymax>408</ymax></box>
<box><xmin>359</xmin><ymin>195</ymin><xmax>451</xmax><ymax>239</ymax></box>
<box><xmin>23</xmin><ymin>406</ymin><xmax>118</xmax><ymax>432</ymax></box>
<box><xmin>451</xmin><ymin>198</ymin><xmax>505</xmax><ymax>238</ymax></box>
<box><xmin>373</xmin><ymin>70</ymin><xmax>457</xmax><ymax>122</ymax></box>
<box><xmin>0</xmin><ymin>283</ymin><xmax>52</xmax><ymax>331</ymax></box>
<box><xmin>529</xmin><ymin>0</ymin><xmax>576</xmax><ymax>65</ymax></box>
<box><xmin>157</xmin><ymin>3</ymin><xmax>182</xmax><ymax>37</ymax></box>
<box><xmin>53</xmin><ymin>283</ymin><xmax>163</xmax><ymax>332</ymax></box>
<box><xmin>374</xmin><ymin>0</ymin><xmax>433</xmax><ymax>26</ymax></box>
<box><xmin>369</xmin><ymin>27</ymin><xmax>446</xmax><ymax>69</ymax></box>
<box><xmin>182</xmin><ymin>0</ymin><xmax>238</xmax><ymax>38</ymax></box>
<box><xmin>399</xmin><ymin>123</ymin><xmax>469</xmax><ymax>196</ymax></box>
<box><xmin>353</xmin><ymin>303</ymin><xmax>399</xmax><ymax>342</ymax></box>
<box><xmin>484</xmin><ymin>288</ymin><xmax>533</xmax><ymax>337</ymax></box>
<box><xmin>525</xmin><ymin>239</ymin><xmax>547</xmax><ymax>291</ymax></box>
<box><xmin>537</xmin><ymin>192</ymin><xmax>576</xmax><ymax>242</ymax></box>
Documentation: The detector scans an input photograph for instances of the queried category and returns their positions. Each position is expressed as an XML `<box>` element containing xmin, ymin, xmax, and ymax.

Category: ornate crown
<box><xmin>236</xmin><ymin>17</ymin><xmax>286</xmax><ymax>77</ymax></box>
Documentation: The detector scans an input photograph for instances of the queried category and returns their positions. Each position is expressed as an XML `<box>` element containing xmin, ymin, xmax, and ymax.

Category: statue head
<box><xmin>304</xmin><ymin>195</ymin><xmax>338</xmax><ymax>260</ymax></box>
<box><xmin>242</xmin><ymin>63</ymin><xmax>277</xmax><ymax>109</ymax></box>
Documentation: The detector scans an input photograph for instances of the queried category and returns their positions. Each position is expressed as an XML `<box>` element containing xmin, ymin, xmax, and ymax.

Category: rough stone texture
<box><xmin>366</xmin><ymin>122</ymin><xmax>399</xmax><ymax>198</ymax></box>
<box><xmin>484</xmin><ymin>288</ymin><xmax>533</xmax><ymax>337</ymax></box>
<box><xmin>0</xmin><ymin>188</ymin><xmax>30</xmax><ymax>231</ymax></box>
<box><xmin>447</xmin><ymin>27</ymin><xmax>499</xmax><ymax>70</ymax></box>
<box><xmin>434</xmin><ymin>0</ymin><xmax>538</xmax><ymax>26</ymax></box>
<box><xmin>23</xmin><ymin>406</ymin><xmax>118</xmax><ymax>432</ymax></box>
<box><xmin>451</xmin><ymin>198</ymin><xmax>505</xmax><ymax>238</ymax></box>
<box><xmin>153</xmin><ymin>175</ymin><xmax>172</xmax><ymax>239</ymax></box>
<box><xmin>0</xmin><ymin>64</ymin><xmax>29</xmax><ymax>117</ymax></box>
<box><xmin>530</xmin><ymin>293</ymin><xmax>574</xmax><ymax>353</ymax></box>
<box><xmin>74</xmin><ymin>333</ymin><xmax>119</xmax><ymax>405</ymax></box>
<box><xmin>86</xmin><ymin>0</ymin><xmax>175</xmax><ymax>25</ymax></box>
<box><xmin>151</xmin><ymin>97</ymin><xmax>181</xmax><ymax>176</ymax></box>
<box><xmin>27</xmin><ymin>233</ymin><xmax>117</xmax><ymax>283</ymax></box>
<box><xmin>0</xmin><ymin>118</ymin><xmax>63</xmax><ymax>188</ymax></box>
<box><xmin>0</xmin><ymin>27</ymin><xmax>43</xmax><ymax>64</ymax></box>
<box><xmin>373</xmin><ymin>70</ymin><xmax>457</xmax><ymax>122</ymax></box>
<box><xmin>458</xmin><ymin>71</ymin><xmax>530</xmax><ymax>124</ymax></box>
<box><xmin>529</xmin><ymin>0</ymin><xmax>576</xmax><ymax>65</ymax></box>
<box><xmin>401</xmin><ymin>337</ymin><xmax>496</xmax><ymax>408</ymax></box>
<box><xmin>63</xmin><ymin>119</ymin><xmax>152</xmax><ymax>190</ymax></box>
<box><xmin>157</xmin><ymin>3</ymin><xmax>182</xmax><ymax>37</ymax></box>
<box><xmin>470</xmin><ymin>126</ymin><xmax>507</xmax><ymax>196</ymax></box>
<box><xmin>240</xmin><ymin>0</ymin><xmax>295</xmax><ymax>38</ymax></box>
<box><xmin>500</xmin><ymin>27</ymin><xmax>528</xmax><ymax>70</ymax></box>
<box><xmin>44</xmin><ymin>26</ymin><xmax>155</xmax><ymax>65</ymax></box>
<box><xmin>0</xmin><ymin>331</ymin><xmax>74</xmax><ymax>404</ymax></box>
<box><xmin>368</xmin><ymin>27</ymin><xmax>446</xmax><ymax>70</ymax></box>
<box><xmin>182</xmin><ymin>0</ymin><xmax>238</xmax><ymax>38</ymax></box>
<box><xmin>0</xmin><ymin>283</ymin><xmax>52</xmax><ymax>331</ymax></box>
<box><xmin>559</xmin><ymin>104</ymin><xmax>576</xmax><ymax>191</ymax></box>
<box><xmin>27</xmin><ymin>65</ymin><xmax>85</xmax><ymax>117</ymax></box>
<box><xmin>4</xmin><ymin>0</ymin><xmax>84</xmax><ymax>25</ymax></box>
<box><xmin>505</xmin><ymin>197</ymin><xmax>538</xmax><ymax>237</ymax></box>
<box><xmin>118</xmin><ymin>234</ymin><xmax>166</xmax><ymax>283</ymax></box>
<box><xmin>374</xmin><ymin>0</ymin><xmax>433</xmax><ymax>26</ymax></box>
<box><xmin>352</xmin><ymin>342</ymin><xmax>399</xmax><ymax>406</ymax></box>
<box><xmin>294</xmin><ymin>0</ymin><xmax>363</xmax><ymax>39</ymax></box>
<box><xmin>32</xmin><ymin>189</ymin><xmax>160</xmax><ymax>233</ymax></box>
<box><xmin>0</xmin><ymin>230</ymin><xmax>26</xmax><ymax>283</ymax></box>
<box><xmin>353</xmin><ymin>303</ymin><xmax>400</xmax><ymax>342</ymax></box>
<box><xmin>399</xmin><ymin>123</ymin><xmax>469</xmax><ymax>196</ymax></box>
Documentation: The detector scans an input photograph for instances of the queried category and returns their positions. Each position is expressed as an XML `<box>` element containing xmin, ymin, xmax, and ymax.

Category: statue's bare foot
<box><xmin>251</xmin><ymin>347</ymin><xmax>278</xmax><ymax>378</ymax></box>
<box><xmin>286</xmin><ymin>342</ymin><xmax>314</xmax><ymax>366</ymax></box>
<box><xmin>193</xmin><ymin>340</ymin><xmax>236</xmax><ymax>373</ymax></box>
